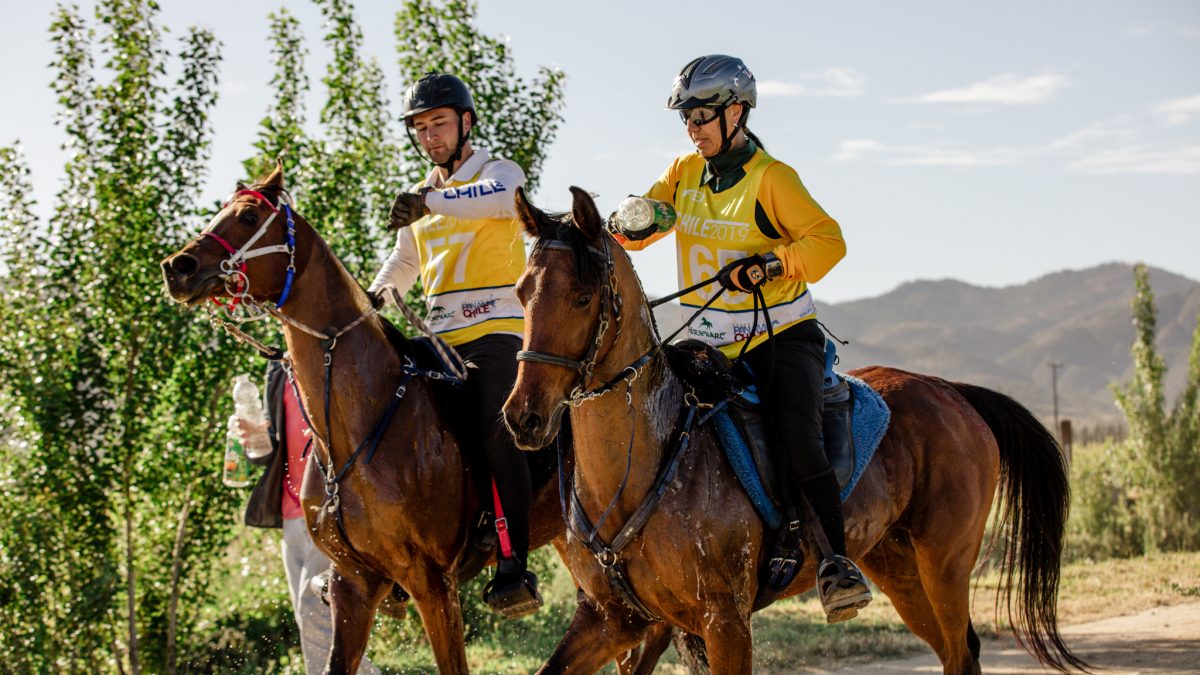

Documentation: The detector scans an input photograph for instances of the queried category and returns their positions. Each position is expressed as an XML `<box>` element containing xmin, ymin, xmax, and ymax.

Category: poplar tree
<box><xmin>1112</xmin><ymin>264</ymin><xmax>1200</xmax><ymax>552</ymax></box>
<box><xmin>0</xmin><ymin>2</ymin><xmax>246</xmax><ymax>671</ymax></box>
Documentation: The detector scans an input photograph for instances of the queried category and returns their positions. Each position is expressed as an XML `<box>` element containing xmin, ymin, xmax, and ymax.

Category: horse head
<box><xmin>161</xmin><ymin>161</ymin><xmax>303</xmax><ymax>310</ymax></box>
<box><xmin>503</xmin><ymin>186</ymin><xmax>653</xmax><ymax>450</ymax></box>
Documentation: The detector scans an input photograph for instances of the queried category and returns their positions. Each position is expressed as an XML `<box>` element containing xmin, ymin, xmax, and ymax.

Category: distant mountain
<box><xmin>655</xmin><ymin>263</ymin><xmax>1200</xmax><ymax>426</ymax></box>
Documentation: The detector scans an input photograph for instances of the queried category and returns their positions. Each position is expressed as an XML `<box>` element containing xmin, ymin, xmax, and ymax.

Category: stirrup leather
<box><xmin>817</xmin><ymin>555</ymin><xmax>873</xmax><ymax>624</ymax></box>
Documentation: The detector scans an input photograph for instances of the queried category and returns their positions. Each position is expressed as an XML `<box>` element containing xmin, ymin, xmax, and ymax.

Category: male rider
<box><xmin>369</xmin><ymin>73</ymin><xmax>541</xmax><ymax>618</ymax></box>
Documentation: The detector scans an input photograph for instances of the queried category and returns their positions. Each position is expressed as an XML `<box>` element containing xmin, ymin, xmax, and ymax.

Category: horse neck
<box><xmin>570</xmin><ymin>266</ymin><xmax>685</xmax><ymax>533</ymax></box>
<box><xmin>277</xmin><ymin>231</ymin><xmax>399</xmax><ymax>458</ymax></box>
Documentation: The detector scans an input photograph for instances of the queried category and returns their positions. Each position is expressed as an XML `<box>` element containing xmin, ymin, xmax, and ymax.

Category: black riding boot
<box><xmin>800</xmin><ymin>469</ymin><xmax>873</xmax><ymax>623</ymax></box>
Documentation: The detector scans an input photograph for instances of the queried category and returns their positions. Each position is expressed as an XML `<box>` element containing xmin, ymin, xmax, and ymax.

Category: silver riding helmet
<box><xmin>666</xmin><ymin>55</ymin><xmax>757</xmax><ymax>111</ymax></box>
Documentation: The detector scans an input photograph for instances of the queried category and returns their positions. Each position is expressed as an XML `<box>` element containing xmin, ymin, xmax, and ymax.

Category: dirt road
<box><xmin>823</xmin><ymin>601</ymin><xmax>1200</xmax><ymax>674</ymax></box>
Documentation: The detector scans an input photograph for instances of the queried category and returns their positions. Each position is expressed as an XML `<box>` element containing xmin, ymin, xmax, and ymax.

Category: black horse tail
<box><xmin>950</xmin><ymin>382</ymin><xmax>1088</xmax><ymax>673</ymax></box>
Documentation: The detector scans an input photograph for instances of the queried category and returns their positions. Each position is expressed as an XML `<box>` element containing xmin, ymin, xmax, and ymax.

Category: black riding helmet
<box><xmin>402</xmin><ymin>73</ymin><xmax>477</xmax><ymax>173</ymax></box>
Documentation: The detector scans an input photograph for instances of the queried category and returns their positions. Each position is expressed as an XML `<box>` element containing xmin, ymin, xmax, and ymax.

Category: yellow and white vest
<box><xmin>409</xmin><ymin>161</ymin><xmax>526</xmax><ymax>346</ymax></box>
<box><xmin>675</xmin><ymin>150</ymin><xmax>816</xmax><ymax>357</ymax></box>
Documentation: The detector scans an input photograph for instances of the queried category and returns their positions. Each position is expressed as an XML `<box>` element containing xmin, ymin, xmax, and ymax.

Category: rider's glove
<box><xmin>717</xmin><ymin>254</ymin><xmax>770</xmax><ymax>293</ymax></box>
<box><xmin>388</xmin><ymin>191</ymin><xmax>430</xmax><ymax>231</ymax></box>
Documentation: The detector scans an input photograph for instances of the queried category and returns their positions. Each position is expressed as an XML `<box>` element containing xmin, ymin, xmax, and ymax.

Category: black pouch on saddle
<box><xmin>664</xmin><ymin>339</ymin><xmax>754</xmax><ymax>405</ymax></box>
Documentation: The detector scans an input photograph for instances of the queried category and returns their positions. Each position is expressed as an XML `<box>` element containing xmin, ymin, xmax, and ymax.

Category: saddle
<box><xmin>664</xmin><ymin>338</ymin><xmax>857</xmax><ymax>506</ymax></box>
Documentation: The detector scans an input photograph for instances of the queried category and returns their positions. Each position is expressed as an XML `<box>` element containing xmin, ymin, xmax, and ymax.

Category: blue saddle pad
<box><xmin>713</xmin><ymin>374</ymin><xmax>890</xmax><ymax>530</ymax></box>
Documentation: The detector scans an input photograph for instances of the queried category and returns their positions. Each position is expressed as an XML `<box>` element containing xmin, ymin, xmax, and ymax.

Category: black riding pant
<box><xmin>454</xmin><ymin>334</ymin><xmax>532</xmax><ymax>566</ymax></box>
<box><xmin>741</xmin><ymin>319</ymin><xmax>847</xmax><ymax>555</ymax></box>
<box><xmin>741</xmin><ymin>319</ymin><xmax>829</xmax><ymax>480</ymax></box>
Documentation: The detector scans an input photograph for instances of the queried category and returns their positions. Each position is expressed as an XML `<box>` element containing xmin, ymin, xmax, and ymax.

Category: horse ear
<box><xmin>513</xmin><ymin>186</ymin><xmax>544</xmax><ymax>238</ymax></box>
<box><xmin>263</xmin><ymin>159</ymin><xmax>286</xmax><ymax>191</ymax></box>
<box><xmin>569</xmin><ymin>186</ymin><xmax>602</xmax><ymax>240</ymax></box>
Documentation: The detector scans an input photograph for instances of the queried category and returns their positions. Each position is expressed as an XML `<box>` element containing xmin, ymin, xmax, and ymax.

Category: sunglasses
<box><xmin>679</xmin><ymin>106</ymin><xmax>724</xmax><ymax>127</ymax></box>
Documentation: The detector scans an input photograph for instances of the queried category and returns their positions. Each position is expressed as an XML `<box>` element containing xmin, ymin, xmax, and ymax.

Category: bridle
<box><xmin>190</xmin><ymin>188</ymin><xmax>378</xmax><ymax>361</ymax></box>
<box><xmin>199</xmin><ymin>188</ymin><xmax>298</xmax><ymax>316</ymax></box>
<box><xmin>515</xmin><ymin>235</ymin><xmax>654</xmax><ymax>406</ymax></box>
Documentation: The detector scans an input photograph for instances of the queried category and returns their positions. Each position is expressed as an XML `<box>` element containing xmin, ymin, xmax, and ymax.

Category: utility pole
<box><xmin>1049</xmin><ymin>360</ymin><xmax>1064</xmax><ymax>432</ymax></box>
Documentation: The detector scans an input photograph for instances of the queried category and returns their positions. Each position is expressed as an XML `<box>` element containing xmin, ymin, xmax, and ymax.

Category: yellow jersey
<box><xmin>621</xmin><ymin>145</ymin><xmax>846</xmax><ymax>358</ymax></box>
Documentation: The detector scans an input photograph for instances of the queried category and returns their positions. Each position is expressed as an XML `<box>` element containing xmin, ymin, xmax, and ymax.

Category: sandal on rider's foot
<box><xmin>817</xmin><ymin>555</ymin><xmax>873</xmax><ymax>624</ymax></box>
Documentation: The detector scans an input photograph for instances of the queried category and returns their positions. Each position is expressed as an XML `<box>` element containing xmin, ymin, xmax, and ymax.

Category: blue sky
<box><xmin>2</xmin><ymin>0</ymin><xmax>1198</xmax><ymax>302</ymax></box>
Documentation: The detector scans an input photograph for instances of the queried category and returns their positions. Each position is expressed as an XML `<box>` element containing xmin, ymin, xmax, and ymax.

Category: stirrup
<box><xmin>482</xmin><ymin>570</ymin><xmax>543</xmax><ymax>620</ymax></box>
<box><xmin>309</xmin><ymin>568</ymin><xmax>332</xmax><ymax>606</ymax></box>
<box><xmin>817</xmin><ymin>555</ymin><xmax>872</xmax><ymax>624</ymax></box>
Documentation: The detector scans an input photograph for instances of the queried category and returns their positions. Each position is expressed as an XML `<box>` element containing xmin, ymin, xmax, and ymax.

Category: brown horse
<box><xmin>160</xmin><ymin>164</ymin><xmax>574</xmax><ymax>673</ymax></box>
<box><xmin>502</xmin><ymin>187</ymin><xmax>1086</xmax><ymax>675</ymax></box>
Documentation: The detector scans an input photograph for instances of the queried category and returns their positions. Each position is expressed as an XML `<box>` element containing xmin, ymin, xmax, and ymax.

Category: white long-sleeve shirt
<box><xmin>369</xmin><ymin>147</ymin><xmax>527</xmax><ymax>295</ymax></box>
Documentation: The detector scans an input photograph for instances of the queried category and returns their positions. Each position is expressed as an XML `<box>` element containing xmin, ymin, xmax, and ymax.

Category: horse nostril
<box><xmin>166</xmin><ymin>253</ymin><xmax>198</xmax><ymax>278</ymax></box>
<box><xmin>520</xmin><ymin>412</ymin><xmax>543</xmax><ymax>437</ymax></box>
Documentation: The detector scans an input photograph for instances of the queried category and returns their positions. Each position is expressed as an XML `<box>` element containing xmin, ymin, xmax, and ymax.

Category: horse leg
<box><xmin>696</xmin><ymin>612</ymin><xmax>752</xmax><ymax>675</ymax></box>
<box><xmin>620</xmin><ymin>622</ymin><xmax>673</xmax><ymax>675</ymax></box>
<box><xmin>863</xmin><ymin>530</ymin><xmax>981</xmax><ymax>675</ymax></box>
<box><xmin>408</xmin><ymin>564</ymin><xmax>470</xmax><ymax>675</ymax></box>
<box><xmin>537</xmin><ymin>597</ymin><xmax>648</xmax><ymax>674</ymax></box>
<box><xmin>860</xmin><ymin>533</ymin><xmax>946</xmax><ymax>655</ymax></box>
<box><xmin>326</xmin><ymin>565</ymin><xmax>389</xmax><ymax>674</ymax></box>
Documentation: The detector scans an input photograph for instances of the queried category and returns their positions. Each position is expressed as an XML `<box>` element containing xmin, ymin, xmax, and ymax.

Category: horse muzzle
<box><xmin>160</xmin><ymin>252</ymin><xmax>222</xmax><ymax>305</ymax></box>
<box><xmin>502</xmin><ymin>397</ymin><xmax>565</xmax><ymax>451</ymax></box>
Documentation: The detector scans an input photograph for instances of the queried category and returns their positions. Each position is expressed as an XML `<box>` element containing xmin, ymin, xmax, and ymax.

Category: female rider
<box><xmin>611</xmin><ymin>54</ymin><xmax>872</xmax><ymax>622</ymax></box>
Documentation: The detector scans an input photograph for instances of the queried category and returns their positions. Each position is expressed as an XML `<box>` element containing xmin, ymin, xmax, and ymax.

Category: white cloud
<box><xmin>1154</xmin><ymin>95</ymin><xmax>1200</xmax><ymax>124</ymax></box>
<box><xmin>1177</xmin><ymin>27</ymin><xmax>1200</xmax><ymax>38</ymax></box>
<box><xmin>758</xmin><ymin>81</ymin><xmax>807</xmax><ymax>97</ymax></box>
<box><xmin>759</xmin><ymin>67</ymin><xmax>865</xmax><ymax>98</ymax></box>
<box><xmin>834</xmin><ymin>120</ymin><xmax>1200</xmax><ymax>175</ymax></box>
<box><xmin>833</xmin><ymin>139</ymin><xmax>1026</xmax><ymax>167</ymax></box>
<box><xmin>1066</xmin><ymin>145</ymin><xmax>1200</xmax><ymax>175</ymax></box>
<box><xmin>222</xmin><ymin>80</ymin><xmax>248</xmax><ymax>97</ymax></box>
<box><xmin>903</xmin><ymin>73</ymin><xmax>1069</xmax><ymax>105</ymax></box>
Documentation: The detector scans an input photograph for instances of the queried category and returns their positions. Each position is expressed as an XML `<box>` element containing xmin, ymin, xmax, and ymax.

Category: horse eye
<box><xmin>573</xmin><ymin>292</ymin><xmax>592</xmax><ymax>308</ymax></box>
<box><xmin>238</xmin><ymin>210</ymin><xmax>258</xmax><ymax>226</ymax></box>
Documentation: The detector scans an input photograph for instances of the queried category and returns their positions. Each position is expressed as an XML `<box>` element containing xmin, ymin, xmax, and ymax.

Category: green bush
<box><xmin>1067</xmin><ymin>264</ymin><xmax>1200</xmax><ymax>561</ymax></box>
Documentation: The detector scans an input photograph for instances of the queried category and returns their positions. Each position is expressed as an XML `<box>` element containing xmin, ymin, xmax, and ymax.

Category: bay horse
<box><xmin>160</xmin><ymin>164</ymin><xmax>578</xmax><ymax>673</ymax></box>
<box><xmin>501</xmin><ymin>186</ymin><xmax>1086</xmax><ymax>675</ymax></box>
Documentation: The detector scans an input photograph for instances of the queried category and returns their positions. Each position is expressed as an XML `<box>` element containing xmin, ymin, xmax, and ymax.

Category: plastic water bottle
<box><xmin>232</xmin><ymin>374</ymin><xmax>270</xmax><ymax>459</ymax></box>
<box><xmin>612</xmin><ymin>197</ymin><xmax>676</xmax><ymax>240</ymax></box>
<box><xmin>222</xmin><ymin>414</ymin><xmax>252</xmax><ymax>488</ymax></box>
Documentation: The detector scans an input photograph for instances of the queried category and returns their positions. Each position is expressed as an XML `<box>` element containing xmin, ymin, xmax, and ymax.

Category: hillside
<box><xmin>656</xmin><ymin>263</ymin><xmax>1199</xmax><ymax>426</ymax></box>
